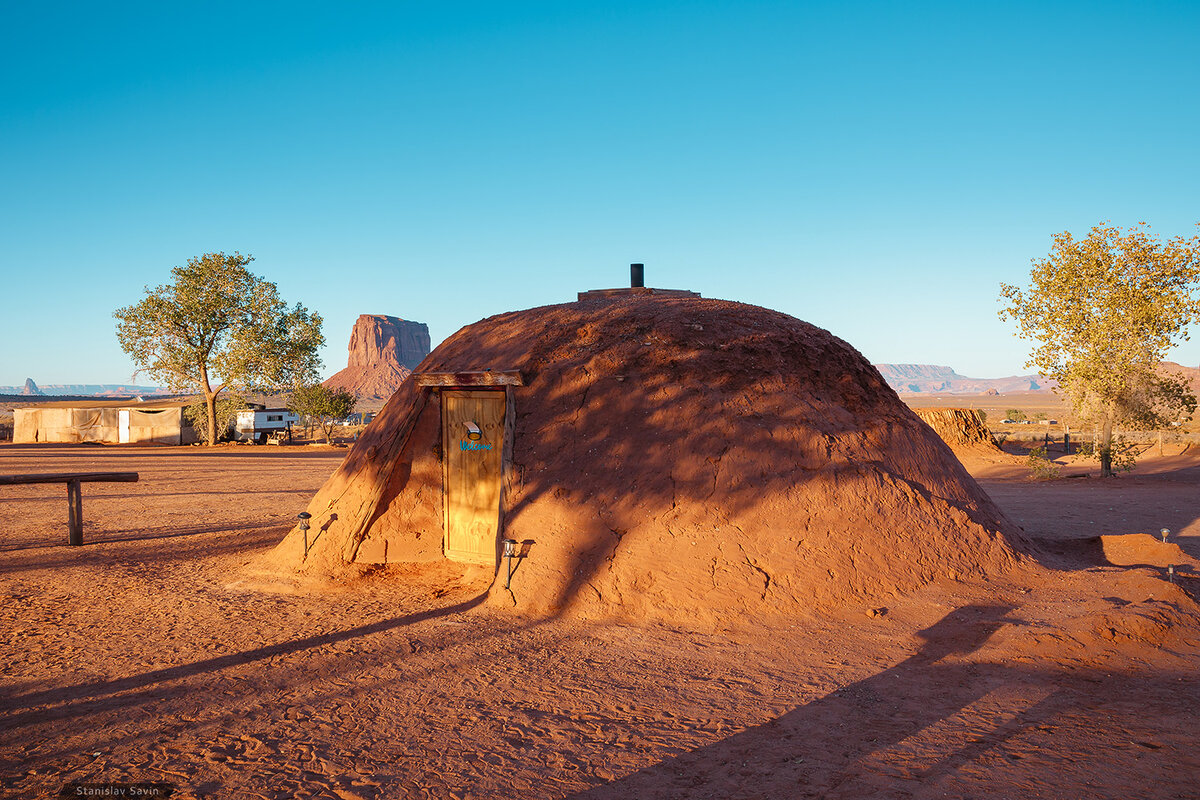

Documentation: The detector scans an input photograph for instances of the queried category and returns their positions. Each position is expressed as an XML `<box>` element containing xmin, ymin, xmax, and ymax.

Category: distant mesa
<box><xmin>323</xmin><ymin>314</ymin><xmax>432</xmax><ymax>399</ymax></box>
<box><xmin>872</xmin><ymin>364</ymin><xmax>1056</xmax><ymax>395</ymax></box>
<box><xmin>874</xmin><ymin>361</ymin><xmax>1200</xmax><ymax>396</ymax></box>
<box><xmin>1</xmin><ymin>381</ymin><xmax>170</xmax><ymax>397</ymax></box>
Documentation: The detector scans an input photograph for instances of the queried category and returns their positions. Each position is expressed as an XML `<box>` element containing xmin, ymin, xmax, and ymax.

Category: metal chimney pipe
<box><xmin>630</xmin><ymin>263</ymin><xmax>644</xmax><ymax>288</ymax></box>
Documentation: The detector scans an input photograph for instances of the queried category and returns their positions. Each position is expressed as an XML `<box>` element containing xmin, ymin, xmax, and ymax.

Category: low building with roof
<box><xmin>13</xmin><ymin>397</ymin><xmax>197</xmax><ymax>445</ymax></box>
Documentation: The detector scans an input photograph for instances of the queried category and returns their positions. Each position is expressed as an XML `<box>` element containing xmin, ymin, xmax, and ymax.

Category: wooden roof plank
<box><xmin>413</xmin><ymin>371</ymin><xmax>524</xmax><ymax>387</ymax></box>
<box><xmin>577</xmin><ymin>287</ymin><xmax>701</xmax><ymax>301</ymax></box>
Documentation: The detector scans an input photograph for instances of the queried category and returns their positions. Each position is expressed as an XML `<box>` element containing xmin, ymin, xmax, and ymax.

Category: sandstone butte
<box><xmin>323</xmin><ymin>314</ymin><xmax>431</xmax><ymax>400</ymax></box>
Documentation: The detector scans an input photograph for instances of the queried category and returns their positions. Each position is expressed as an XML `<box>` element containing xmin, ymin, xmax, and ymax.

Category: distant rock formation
<box><xmin>323</xmin><ymin>315</ymin><xmax>431</xmax><ymax>399</ymax></box>
<box><xmin>877</xmin><ymin>361</ymin><xmax>1200</xmax><ymax>396</ymax></box>
<box><xmin>873</xmin><ymin>364</ymin><xmax>1056</xmax><ymax>395</ymax></box>
<box><xmin>877</xmin><ymin>364</ymin><xmax>961</xmax><ymax>383</ymax></box>
<box><xmin>0</xmin><ymin>383</ymin><xmax>169</xmax><ymax>397</ymax></box>
<box><xmin>1160</xmin><ymin>362</ymin><xmax>1200</xmax><ymax>399</ymax></box>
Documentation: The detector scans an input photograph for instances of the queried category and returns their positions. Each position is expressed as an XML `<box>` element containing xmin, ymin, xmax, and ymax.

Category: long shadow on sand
<box><xmin>0</xmin><ymin>520</ymin><xmax>286</xmax><ymax>554</ymax></box>
<box><xmin>0</xmin><ymin>527</ymin><xmax>286</xmax><ymax>574</ymax></box>
<box><xmin>569</xmin><ymin>604</ymin><xmax>1067</xmax><ymax>799</ymax></box>
<box><xmin>0</xmin><ymin>592</ymin><xmax>488</xmax><ymax>727</ymax></box>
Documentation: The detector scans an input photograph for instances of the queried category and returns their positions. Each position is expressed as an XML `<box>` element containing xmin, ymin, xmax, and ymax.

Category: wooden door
<box><xmin>442</xmin><ymin>390</ymin><xmax>507</xmax><ymax>564</ymax></box>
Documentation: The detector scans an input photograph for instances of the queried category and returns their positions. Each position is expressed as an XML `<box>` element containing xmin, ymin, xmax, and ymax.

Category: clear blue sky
<box><xmin>2</xmin><ymin>1</ymin><xmax>1198</xmax><ymax>385</ymax></box>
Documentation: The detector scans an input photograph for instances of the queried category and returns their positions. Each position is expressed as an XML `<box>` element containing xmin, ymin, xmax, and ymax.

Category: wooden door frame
<box><xmin>439</xmin><ymin>387</ymin><xmax>513</xmax><ymax>565</ymax></box>
<box><xmin>412</xmin><ymin>370</ymin><xmax>523</xmax><ymax>566</ymax></box>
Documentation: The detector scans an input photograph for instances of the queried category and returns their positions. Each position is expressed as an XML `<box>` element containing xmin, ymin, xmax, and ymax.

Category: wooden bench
<box><xmin>0</xmin><ymin>472</ymin><xmax>139</xmax><ymax>546</ymax></box>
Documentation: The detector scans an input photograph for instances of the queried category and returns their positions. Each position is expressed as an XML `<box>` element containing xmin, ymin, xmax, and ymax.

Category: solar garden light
<box><xmin>1161</xmin><ymin>528</ymin><xmax>1170</xmax><ymax>543</ymax></box>
<box><xmin>502</xmin><ymin>538</ymin><xmax>518</xmax><ymax>589</ymax></box>
<box><xmin>299</xmin><ymin>512</ymin><xmax>312</xmax><ymax>555</ymax></box>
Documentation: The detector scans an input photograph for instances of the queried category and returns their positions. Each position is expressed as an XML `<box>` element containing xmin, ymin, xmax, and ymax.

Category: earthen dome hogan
<box><xmin>271</xmin><ymin>296</ymin><xmax>1025</xmax><ymax>624</ymax></box>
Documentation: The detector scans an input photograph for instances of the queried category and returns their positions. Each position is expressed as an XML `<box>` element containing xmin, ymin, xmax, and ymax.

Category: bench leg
<box><xmin>67</xmin><ymin>479</ymin><xmax>83</xmax><ymax>546</ymax></box>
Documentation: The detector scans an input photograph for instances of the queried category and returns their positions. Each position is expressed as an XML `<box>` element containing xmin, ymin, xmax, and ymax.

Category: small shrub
<box><xmin>1026</xmin><ymin>446</ymin><xmax>1061</xmax><ymax>480</ymax></box>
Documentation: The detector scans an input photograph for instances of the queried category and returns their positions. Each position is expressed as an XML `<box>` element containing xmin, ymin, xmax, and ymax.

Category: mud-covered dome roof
<box><xmin>270</xmin><ymin>295</ymin><xmax>1027</xmax><ymax>625</ymax></box>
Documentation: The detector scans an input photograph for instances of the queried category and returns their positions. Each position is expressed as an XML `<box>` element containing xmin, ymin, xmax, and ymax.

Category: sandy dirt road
<box><xmin>2</xmin><ymin>444</ymin><xmax>1199</xmax><ymax>799</ymax></box>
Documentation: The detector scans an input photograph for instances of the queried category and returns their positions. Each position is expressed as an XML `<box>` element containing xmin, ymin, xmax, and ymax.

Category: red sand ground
<box><xmin>2</xmin><ymin>444</ymin><xmax>1200</xmax><ymax>799</ymax></box>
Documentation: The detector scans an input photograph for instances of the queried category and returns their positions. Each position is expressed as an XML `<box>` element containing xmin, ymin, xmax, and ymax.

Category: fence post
<box><xmin>66</xmin><ymin>479</ymin><xmax>83</xmax><ymax>546</ymax></box>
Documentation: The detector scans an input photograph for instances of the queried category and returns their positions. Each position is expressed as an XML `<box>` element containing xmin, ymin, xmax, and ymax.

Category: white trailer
<box><xmin>235</xmin><ymin>409</ymin><xmax>299</xmax><ymax>443</ymax></box>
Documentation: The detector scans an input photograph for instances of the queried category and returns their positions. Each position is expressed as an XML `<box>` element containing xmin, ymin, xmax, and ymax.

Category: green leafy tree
<box><xmin>1005</xmin><ymin>409</ymin><xmax>1027</xmax><ymax>423</ymax></box>
<box><xmin>289</xmin><ymin>384</ymin><xmax>355</xmax><ymax>444</ymax></box>
<box><xmin>1000</xmin><ymin>222</ymin><xmax>1200</xmax><ymax>475</ymax></box>
<box><xmin>114</xmin><ymin>252</ymin><xmax>324</xmax><ymax>445</ymax></box>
